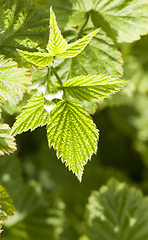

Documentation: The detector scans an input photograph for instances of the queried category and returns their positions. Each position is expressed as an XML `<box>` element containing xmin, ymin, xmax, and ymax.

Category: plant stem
<box><xmin>78</xmin><ymin>12</ymin><xmax>90</xmax><ymax>38</ymax></box>
<box><xmin>51</xmin><ymin>66</ymin><xmax>63</xmax><ymax>87</ymax></box>
<box><xmin>51</xmin><ymin>66</ymin><xmax>68</xmax><ymax>100</ymax></box>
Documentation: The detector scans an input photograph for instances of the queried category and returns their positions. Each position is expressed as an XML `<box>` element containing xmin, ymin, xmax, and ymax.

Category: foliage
<box><xmin>9</xmin><ymin>6</ymin><xmax>127</xmax><ymax>180</ymax></box>
<box><xmin>86</xmin><ymin>178</ymin><xmax>148</xmax><ymax>240</ymax></box>
<box><xmin>0</xmin><ymin>185</ymin><xmax>15</xmax><ymax>234</ymax></box>
<box><xmin>0</xmin><ymin>0</ymin><xmax>148</xmax><ymax>239</ymax></box>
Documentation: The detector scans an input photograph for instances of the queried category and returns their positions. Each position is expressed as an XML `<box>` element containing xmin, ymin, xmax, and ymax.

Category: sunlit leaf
<box><xmin>11</xmin><ymin>94</ymin><xmax>49</xmax><ymax>136</ymax></box>
<box><xmin>56</xmin><ymin>29</ymin><xmax>100</xmax><ymax>58</ymax></box>
<box><xmin>47</xmin><ymin>7</ymin><xmax>68</xmax><ymax>55</ymax></box>
<box><xmin>0</xmin><ymin>55</ymin><xmax>31</xmax><ymax>102</ymax></box>
<box><xmin>53</xmin><ymin>29</ymin><xmax>123</xmax><ymax>81</ymax></box>
<box><xmin>86</xmin><ymin>178</ymin><xmax>148</xmax><ymax>240</ymax></box>
<box><xmin>0</xmin><ymin>123</ymin><xmax>16</xmax><ymax>156</ymax></box>
<box><xmin>63</xmin><ymin>75</ymin><xmax>128</xmax><ymax>101</ymax></box>
<box><xmin>91</xmin><ymin>0</ymin><xmax>148</xmax><ymax>42</ymax></box>
<box><xmin>47</xmin><ymin>100</ymin><xmax>99</xmax><ymax>181</ymax></box>
<box><xmin>0</xmin><ymin>0</ymin><xmax>49</xmax><ymax>67</ymax></box>
<box><xmin>17</xmin><ymin>50</ymin><xmax>53</xmax><ymax>67</ymax></box>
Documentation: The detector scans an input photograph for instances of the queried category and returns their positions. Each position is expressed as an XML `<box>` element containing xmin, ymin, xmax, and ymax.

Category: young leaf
<box><xmin>52</xmin><ymin>29</ymin><xmax>123</xmax><ymax>80</ymax></box>
<box><xmin>47</xmin><ymin>100</ymin><xmax>99</xmax><ymax>181</ymax></box>
<box><xmin>0</xmin><ymin>0</ymin><xmax>50</xmax><ymax>67</ymax></box>
<box><xmin>0</xmin><ymin>123</ymin><xmax>17</xmax><ymax>156</ymax></box>
<box><xmin>17</xmin><ymin>50</ymin><xmax>53</xmax><ymax>67</ymax></box>
<box><xmin>56</xmin><ymin>28</ymin><xmax>100</xmax><ymax>58</ymax></box>
<box><xmin>11</xmin><ymin>95</ymin><xmax>49</xmax><ymax>136</ymax></box>
<box><xmin>91</xmin><ymin>0</ymin><xmax>148</xmax><ymax>43</ymax></box>
<box><xmin>86</xmin><ymin>178</ymin><xmax>148</xmax><ymax>240</ymax></box>
<box><xmin>47</xmin><ymin>7</ymin><xmax>68</xmax><ymax>56</ymax></box>
<box><xmin>63</xmin><ymin>75</ymin><xmax>128</xmax><ymax>101</ymax></box>
<box><xmin>0</xmin><ymin>55</ymin><xmax>31</xmax><ymax>102</ymax></box>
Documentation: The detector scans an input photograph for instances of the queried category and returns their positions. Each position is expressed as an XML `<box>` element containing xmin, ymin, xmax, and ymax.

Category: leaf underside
<box><xmin>47</xmin><ymin>100</ymin><xmax>99</xmax><ymax>181</ymax></box>
<box><xmin>11</xmin><ymin>94</ymin><xmax>49</xmax><ymax>136</ymax></box>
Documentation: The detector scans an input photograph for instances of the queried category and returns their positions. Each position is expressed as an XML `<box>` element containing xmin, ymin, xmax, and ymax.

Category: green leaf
<box><xmin>86</xmin><ymin>178</ymin><xmax>148</xmax><ymax>240</ymax></box>
<box><xmin>91</xmin><ymin>0</ymin><xmax>148</xmax><ymax>43</ymax></box>
<box><xmin>0</xmin><ymin>155</ymin><xmax>64</xmax><ymax>240</ymax></box>
<box><xmin>0</xmin><ymin>185</ymin><xmax>15</xmax><ymax>221</ymax></box>
<box><xmin>47</xmin><ymin>7</ymin><xmax>68</xmax><ymax>55</ymax></box>
<box><xmin>0</xmin><ymin>55</ymin><xmax>31</xmax><ymax>102</ymax></box>
<box><xmin>11</xmin><ymin>94</ymin><xmax>49</xmax><ymax>136</ymax></box>
<box><xmin>63</xmin><ymin>75</ymin><xmax>128</xmax><ymax>101</ymax></box>
<box><xmin>2</xmin><ymin>94</ymin><xmax>24</xmax><ymax>115</ymax></box>
<box><xmin>47</xmin><ymin>100</ymin><xmax>99</xmax><ymax>181</ymax></box>
<box><xmin>34</xmin><ymin>0</ymin><xmax>92</xmax><ymax>29</ymax></box>
<box><xmin>0</xmin><ymin>123</ymin><xmax>16</xmax><ymax>156</ymax></box>
<box><xmin>17</xmin><ymin>49</ymin><xmax>53</xmax><ymax>67</ymax></box>
<box><xmin>0</xmin><ymin>155</ymin><xmax>41</xmax><ymax>222</ymax></box>
<box><xmin>2</xmin><ymin>201</ymin><xmax>64</xmax><ymax>240</ymax></box>
<box><xmin>52</xmin><ymin>29</ymin><xmax>123</xmax><ymax>81</ymax></box>
<box><xmin>0</xmin><ymin>0</ymin><xmax>49</xmax><ymax>67</ymax></box>
<box><xmin>56</xmin><ymin>29</ymin><xmax>100</xmax><ymax>58</ymax></box>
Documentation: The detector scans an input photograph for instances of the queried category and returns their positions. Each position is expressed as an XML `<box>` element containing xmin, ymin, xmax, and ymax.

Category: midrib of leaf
<box><xmin>68</xmin><ymin>105</ymin><xmax>97</xmax><ymax>153</ymax></box>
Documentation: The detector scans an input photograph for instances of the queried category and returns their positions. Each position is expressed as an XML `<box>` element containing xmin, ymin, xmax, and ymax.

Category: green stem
<box><xmin>51</xmin><ymin>66</ymin><xmax>68</xmax><ymax>100</ymax></box>
<box><xmin>51</xmin><ymin>66</ymin><xmax>63</xmax><ymax>87</ymax></box>
<box><xmin>78</xmin><ymin>12</ymin><xmax>90</xmax><ymax>38</ymax></box>
<box><xmin>46</xmin><ymin>66</ymin><xmax>56</xmax><ymax>92</ymax></box>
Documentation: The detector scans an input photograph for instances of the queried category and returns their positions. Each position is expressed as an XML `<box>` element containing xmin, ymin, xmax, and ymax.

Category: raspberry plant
<box><xmin>1</xmin><ymin>0</ymin><xmax>148</xmax><ymax>239</ymax></box>
<box><xmin>9</xmin><ymin>7</ymin><xmax>127</xmax><ymax>181</ymax></box>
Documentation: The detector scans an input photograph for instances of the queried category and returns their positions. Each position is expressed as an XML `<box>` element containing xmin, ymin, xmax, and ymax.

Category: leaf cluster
<box><xmin>1</xmin><ymin>0</ymin><xmax>148</xmax><ymax>239</ymax></box>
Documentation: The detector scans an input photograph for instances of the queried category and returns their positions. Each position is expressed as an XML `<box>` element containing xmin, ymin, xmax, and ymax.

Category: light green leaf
<box><xmin>0</xmin><ymin>0</ymin><xmax>49</xmax><ymax>67</ymax></box>
<box><xmin>2</xmin><ymin>94</ymin><xmax>24</xmax><ymax>115</ymax></box>
<box><xmin>86</xmin><ymin>178</ymin><xmax>148</xmax><ymax>240</ymax></box>
<box><xmin>0</xmin><ymin>185</ymin><xmax>15</xmax><ymax>221</ymax></box>
<box><xmin>56</xmin><ymin>28</ymin><xmax>100</xmax><ymax>58</ymax></box>
<box><xmin>63</xmin><ymin>75</ymin><xmax>128</xmax><ymax>101</ymax></box>
<box><xmin>17</xmin><ymin>49</ymin><xmax>53</xmax><ymax>67</ymax></box>
<box><xmin>0</xmin><ymin>123</ymin><xmax>16</xmax><ymax>156</ymax></box>
<box><xmin>52</xmin><ymin>29</ymin><xmax>123</xmax><ymax>81</ymax></box>
<box><xmin>11</xmin><ymin>94</ymin><xmax>49</xmax><ymax>136</ymax></box>
<box><xmin>47</xmin><ymin>7</ymin><xmax>68</xmax><ymax>56</ymax></box>
<box><xmin>47</xmin><ymin>100</ymin><xmax>99</xmax><ymax>181</ymax></box>
<box><xmin>91</xmin><ymin>0</ymin><xmax>148</xmax><ymax>43</ymax></box>
<box><xmin>0</xmin><ymin>55</ymin><xmax>31</xmax><ymax>102</ymax></box>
